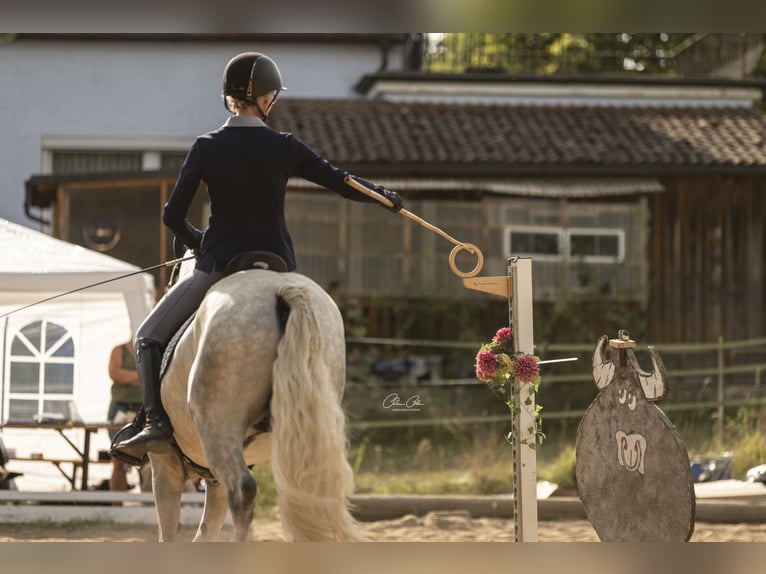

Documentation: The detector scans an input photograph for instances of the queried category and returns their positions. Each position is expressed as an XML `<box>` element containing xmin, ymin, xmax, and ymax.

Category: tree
<box><xmin>425</xmin><ymin>33</ymin><xmax>765</xmax><ymax>79</ymax></box>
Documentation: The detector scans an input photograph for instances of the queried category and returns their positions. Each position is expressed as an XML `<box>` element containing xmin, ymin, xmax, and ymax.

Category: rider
<box><xmin>111</xmin><ymin>52</ymin><xmax>402</xmax><ymax>461</ymax></box>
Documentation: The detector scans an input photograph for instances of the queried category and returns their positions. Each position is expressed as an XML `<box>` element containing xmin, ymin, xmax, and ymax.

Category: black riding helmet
<box><xmin>222</xmin><ymin>52</ymin><xmax>287</xmax><ymax>119</ymax></box>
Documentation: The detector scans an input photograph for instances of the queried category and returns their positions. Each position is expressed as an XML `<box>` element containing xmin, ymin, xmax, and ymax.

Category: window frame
<box><xmin>567</xmin><ymin>227</ymin><xmax>626</xmax><ymax>264</ymax></box>
<box><xmin>505</xmin><ymin>224</ymin><xmax>625</xmax><ymax>264</ymax></box>
<box><xmin>3</xmin><ymin>319</ymin><xmax>77</xmax><ymax>423</ymax></box>
<box><xmin>505</xmin><ymin>225</ymin><xmax>564</xmax><ymax>261</ymax></box>
<box><xmin>40</xmin><ymin>135</ymin><xmax>191</xmax><ymax>174</ymax></box>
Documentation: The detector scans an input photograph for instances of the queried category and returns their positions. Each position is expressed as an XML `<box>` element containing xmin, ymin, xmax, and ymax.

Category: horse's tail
<box><xmin>270</xmin><ymin>285</ymin><xmax>365</xmax><ymax>542</ymax></box>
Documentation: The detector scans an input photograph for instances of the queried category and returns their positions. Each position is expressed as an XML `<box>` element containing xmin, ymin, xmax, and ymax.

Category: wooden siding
<box><xmin>648</xmin><ymin>175</ymin><xmax>766</xmax><ymax>343</ymax></box>
<box><xmin>286</xmin><ymin>192</ymin><xmax>649</xmax><ymax>301</ymax></box>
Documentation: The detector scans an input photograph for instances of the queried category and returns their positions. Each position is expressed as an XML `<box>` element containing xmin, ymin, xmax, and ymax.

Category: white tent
<box><xmin>0</xmin><ymin>218</ymin><xmax>155</xmax><ymax>490</ymax></box>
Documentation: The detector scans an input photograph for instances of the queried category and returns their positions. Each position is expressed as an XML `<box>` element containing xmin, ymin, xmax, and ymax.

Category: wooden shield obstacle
<box><xmin>576</xmin><ymin>331</ymin><xmax>696</xmax><ymax>542</ymax></box>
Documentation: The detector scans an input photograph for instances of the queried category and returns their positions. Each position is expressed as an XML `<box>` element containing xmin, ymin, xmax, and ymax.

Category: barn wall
<box><xmin>648</xmin><ymin>174</ymin><xmax>766</xmax><ymax>343</ymax></box>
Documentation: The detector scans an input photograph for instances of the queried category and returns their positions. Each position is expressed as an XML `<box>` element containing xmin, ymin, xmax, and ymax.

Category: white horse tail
<box><xmin>270</xmin><ymin>284</ymin><xmax>365</xmax><ymax>542</ymax></box>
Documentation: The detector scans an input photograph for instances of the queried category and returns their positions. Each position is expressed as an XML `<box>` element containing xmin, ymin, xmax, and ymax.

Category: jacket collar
<box><xmin>223</xmin><ymin>115</ymin><xmax>267</xmax><ymax>128</ymax></box>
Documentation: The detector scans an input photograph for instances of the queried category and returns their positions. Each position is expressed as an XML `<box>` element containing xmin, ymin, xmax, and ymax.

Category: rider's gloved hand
<box><xmin>375</xmin><ymin>186</ymin><xmax>403</xmax><ymax>213</ymax></box>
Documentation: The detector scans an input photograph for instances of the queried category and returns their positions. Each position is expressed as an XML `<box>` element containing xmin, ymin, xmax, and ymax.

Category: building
<box><xmin>18</xmin><ymin>34</ymin><xmax>766</xmax><ymax>346</ymax></box>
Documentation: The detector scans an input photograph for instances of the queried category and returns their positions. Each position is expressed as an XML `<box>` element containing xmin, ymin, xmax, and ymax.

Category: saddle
<box><xmin>161</xmin><ymin>251</ymin><xmax>288</xmax><ymax>376</ymax></box>
<box><xmin>223</xmin><ymin>251</ymin><xmax>288</xmax><ymax>275</ymax></box>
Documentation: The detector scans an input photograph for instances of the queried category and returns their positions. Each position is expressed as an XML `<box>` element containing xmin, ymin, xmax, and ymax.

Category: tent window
<box><xmin>5</xmin><ymin>320</ymin><xmax>76</xmax><ymax>422</ymax></box>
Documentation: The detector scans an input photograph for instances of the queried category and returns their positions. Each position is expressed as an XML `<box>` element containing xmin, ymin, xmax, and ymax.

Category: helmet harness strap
<box><xmin>245</xmin><ymin>55</ymin><xmax>279</xmax><ymax>122</ymax></box>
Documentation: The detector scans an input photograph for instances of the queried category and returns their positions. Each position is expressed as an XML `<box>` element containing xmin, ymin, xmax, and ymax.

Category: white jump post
<box><xmin>462</xmin><ymin>256</ymin><xmax>537</xmax><ymax>542</ymax></box>
<box><xmin>508</xmin><ymin>257</ymin><xmax>537</xmax><ymax>542</ymax></box>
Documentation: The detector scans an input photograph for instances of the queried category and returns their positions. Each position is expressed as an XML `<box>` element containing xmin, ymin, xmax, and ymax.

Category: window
<box><xmin>5</xmin><ymin>320</ymin><xmax>77</xmax><ymax>422</ymax></box>
<box><xmin>51</xmin><ymin>150</ymin><xmax>189</xmax><ymax>175</ymax></box>
<box><xmin>42</xmin><ymin>134</ymin><xmax>193</xmax><ymax>175</ymax></box>
<box><xmin>569</xmin><ymin>228</ymin><xmax>624</xmax><ymax>263</ymax></box>
<box><xmin>507</xmin><ymin>225</ymin><xmax>624</xmax><ymax>263</ymax></box>
<box><xmin>508</xmin><ymin>226</ymin><xmax>562</xmax><ymax>260</ymax></box>
<box><xmin>52</xmin><ymin>151</ymin><xmax>143</xmax><ymax>174</ymax></box>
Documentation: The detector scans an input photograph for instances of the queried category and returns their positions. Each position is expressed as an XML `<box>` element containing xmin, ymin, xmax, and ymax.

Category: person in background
<box><xmin>107</xmin><ymin>341</ymin><xmax>143</xmax><ymax>492</ymax></box>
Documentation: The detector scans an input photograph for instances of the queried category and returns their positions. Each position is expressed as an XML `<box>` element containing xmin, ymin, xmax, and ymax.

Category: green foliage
<box><xmin>250</xmin><ymin>462</ymin><xmax>279</xmax><ymax>519</ymax></box>
<box><xmin>704</xmin><ymin>408</ymin><xmax>766</xmax><ymax>479</ymax></box>
<box><xmin>427</xmin><ymin>33</ymin><xmax>766</xmax><ymax>80</ymax></box>
<box><xmin>428</xmin><ymin>33</ymin><xmax>698</xmax><ymax>75</ymax></box>
<box><xmin>537</xmin><ymin>445</ymin><xmax>578</xmax><ymax>492</ymax></box>
<box><xmin>253</xmin><ymin>408</ymin><xmax>762</xmax><ymax>506</ymax></box>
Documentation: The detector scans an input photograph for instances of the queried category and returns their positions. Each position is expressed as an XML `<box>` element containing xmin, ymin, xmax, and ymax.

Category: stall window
<box><xmin>5</xmin><ymin>320</ymin><xmax>76</xmax><ymax>422</ymax></box>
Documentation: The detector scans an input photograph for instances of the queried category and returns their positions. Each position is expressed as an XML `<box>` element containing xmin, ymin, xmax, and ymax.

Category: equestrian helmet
<box><xmin>222</xmin><ymin>52</ymin><xmax>287</xmax><ymax>104</ymax></box>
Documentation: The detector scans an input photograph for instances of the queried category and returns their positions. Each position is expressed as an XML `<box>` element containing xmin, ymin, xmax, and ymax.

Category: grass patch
<box><xmin>684</xmin><ymin>407</ymin><xmax>766</xmax><ymax>478</ymax></box>
<box><xmin>250</xmin><ymin>407</ymin><xmax>765</xmax><ymax>510</ymax></box>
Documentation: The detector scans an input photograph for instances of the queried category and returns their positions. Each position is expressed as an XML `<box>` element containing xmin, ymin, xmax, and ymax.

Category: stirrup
<box><xmin>116</xmin><ymin>422</ymin><xmax>174</xmax><ymax>455</ymax></box>
<box><xmin>109</xmin><ymin>422</ymin><xmax>147</xmax><ymax>466</ymax></box>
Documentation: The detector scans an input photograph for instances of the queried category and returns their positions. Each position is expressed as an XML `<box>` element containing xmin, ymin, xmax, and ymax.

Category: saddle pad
<box><xmin>159</xmin><ymin>312</ymin><xmax>196</xmax><ymax>381</ymax></box>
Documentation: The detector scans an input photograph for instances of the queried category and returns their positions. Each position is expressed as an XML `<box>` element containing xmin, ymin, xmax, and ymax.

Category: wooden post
<box><xmin>717</xmin><ymin>334</ymin><xmax>725</xmax><ymax>444</ymax></box>
<box><xmin>509</xmin><ymin>257</ymin><xmax>538</xmax><ymax>542</ymax></box>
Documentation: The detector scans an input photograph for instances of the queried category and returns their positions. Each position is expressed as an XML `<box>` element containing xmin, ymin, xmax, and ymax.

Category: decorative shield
<box><xmin>576</xmin><ymin>331</ymin><xmax>696</xmax><ymax>542</ymax></box>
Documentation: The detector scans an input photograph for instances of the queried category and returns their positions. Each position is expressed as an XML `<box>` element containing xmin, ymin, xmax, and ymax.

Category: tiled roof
<box><xmin>269</xmin><ymin>99</ymin><xmax>766</xmax><ymax>171</ymax></box>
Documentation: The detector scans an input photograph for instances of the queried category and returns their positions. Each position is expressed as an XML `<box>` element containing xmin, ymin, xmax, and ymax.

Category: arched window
<box><xmin>5</xmin><ymin>320</ymin><xmax>76</xmax><ymax>422</ymax></box>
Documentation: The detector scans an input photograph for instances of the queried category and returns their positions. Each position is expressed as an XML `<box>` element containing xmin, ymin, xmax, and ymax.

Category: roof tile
<box><xmin>269</xmin><ymin>100</ymin><xmax>766</xmax><ymax>169</ymax></box>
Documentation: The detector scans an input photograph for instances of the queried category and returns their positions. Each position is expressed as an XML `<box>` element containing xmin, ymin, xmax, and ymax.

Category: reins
<box><xmin>0</xmin><ymin>255</ymin><xmax>196</xmax><ymax>319</ymax></box>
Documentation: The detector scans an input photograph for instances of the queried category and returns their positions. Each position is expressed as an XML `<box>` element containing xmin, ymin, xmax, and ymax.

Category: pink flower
<box><xmin>492</xmin><ymin>327</ymin><xmax>513</xmax><ymax>347</ymax></box>
<box><xmin>513</xmin><ymin>354</ymin><xmax>540</xmax><ymax>383</ymax></box>
<box><xmin>475</xmin><ymin>350</ymin><xmax>499</xmax><ymax>382</ymax></box>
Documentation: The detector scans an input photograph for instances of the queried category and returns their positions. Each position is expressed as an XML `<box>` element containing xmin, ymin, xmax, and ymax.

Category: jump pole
<box><xmin>344</xmin><ymin>176</ymin><xmax>538</xmax><ymax>541</ymax></box>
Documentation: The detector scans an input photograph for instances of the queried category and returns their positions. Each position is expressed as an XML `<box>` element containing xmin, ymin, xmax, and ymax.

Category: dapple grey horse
<box><xmin>149</xmin><ymin>267</ymin><xmax>363</xmax><ymax>542</ymax></box>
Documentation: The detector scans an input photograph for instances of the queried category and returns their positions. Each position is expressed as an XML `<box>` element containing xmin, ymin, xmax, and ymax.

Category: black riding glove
<box><xmin>347</xmin><ymin>175</ymin><xmax>403</xmax><ymax>213</ymax></box>
<box><xmin>376</xmin><ymin>187</ymin><xmax>403</xmax><ymax>213</ymax></box>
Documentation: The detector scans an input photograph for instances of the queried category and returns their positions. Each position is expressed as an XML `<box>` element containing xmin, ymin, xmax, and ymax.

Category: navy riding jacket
<box><xmin>163</xmin><ymin>115</ymin><xmax>382</xmax><ymax>272</ymax></box>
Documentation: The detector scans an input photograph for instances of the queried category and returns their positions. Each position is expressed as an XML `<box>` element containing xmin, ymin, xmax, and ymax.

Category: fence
<box><xmin>344</xmin><ymin>335</ymin><xmax>766</xmax><ymax>444</ymax></box>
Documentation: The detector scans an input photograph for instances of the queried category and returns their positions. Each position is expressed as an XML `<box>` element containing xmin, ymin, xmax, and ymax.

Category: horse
<box><xmin>147</xmin><ymin>263</ymin><xmax>364</xmax><ymax>542</ymax></box>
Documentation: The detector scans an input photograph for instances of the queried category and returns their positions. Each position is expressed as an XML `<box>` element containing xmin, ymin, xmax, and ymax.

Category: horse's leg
<box><xmin>188</xmin><ymin>327</ymin><xmax>271</xmax><ymax>542</ymax></box>
<box><xmin>149</xmin><ymin>453</ymin><xmax>187</xmax><ymax>542</ymax></box>
<box><xmin>192</xmin><ymin>479</ymin><xmax>229</xmax><ymax>542</ymax></box>
<box><xmin>199</xmin><ymin>440</ymin><xmax>257</xmax><ymax>542</ymax></box>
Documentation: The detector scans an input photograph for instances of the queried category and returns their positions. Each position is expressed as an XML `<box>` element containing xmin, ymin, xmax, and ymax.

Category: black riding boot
<box><xmin>111</xmin><ymin>339</ymin><xmax>173</xmax><ymax>458</ymax></box>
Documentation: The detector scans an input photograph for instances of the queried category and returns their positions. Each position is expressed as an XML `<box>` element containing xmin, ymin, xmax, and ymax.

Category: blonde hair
<box><xmin>225</xmin><ymin>96</ymin><xmax>254</xmax><ymax>112</ymax></box>
<box><xmin>225</xmin><ymin>90</ymin><xmax>277</xmax><ymax>113</ymax></box>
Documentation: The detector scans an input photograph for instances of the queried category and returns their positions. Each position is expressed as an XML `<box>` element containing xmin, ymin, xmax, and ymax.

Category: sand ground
<box><xmin>1</xmin><ymin>511</ymin><xmax>765</xmax><ymax>542</ymax></box>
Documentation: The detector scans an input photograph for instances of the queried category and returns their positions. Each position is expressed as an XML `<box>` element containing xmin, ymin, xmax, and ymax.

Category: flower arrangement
<box><xmin>475</xmin><ymin>327</ymin><xmax>545</xmax><ymax>448</ymax></box>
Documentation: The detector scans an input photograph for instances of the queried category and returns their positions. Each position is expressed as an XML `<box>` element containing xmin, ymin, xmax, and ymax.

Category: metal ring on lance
<box><xmin>344</xmin><ymin>177</ymin><xmax>484</xmax><ymax>278</ymax></box>
<box><xmin>448</xmin><ymin>243</ymin><xmax>483</xmax><ymax>278</ymax></box>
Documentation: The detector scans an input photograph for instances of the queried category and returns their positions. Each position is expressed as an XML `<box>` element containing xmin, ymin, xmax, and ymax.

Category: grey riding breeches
<box><xmin>135</xmin><ymin>268</ymin><xmax>224</xmax><ymax>347</ymax></box>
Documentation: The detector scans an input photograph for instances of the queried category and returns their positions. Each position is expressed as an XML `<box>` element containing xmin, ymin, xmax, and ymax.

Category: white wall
<box><xmin>0</xmin><ymin>36</ymin><xmax>403</xmax><ymax>226</ymax></box>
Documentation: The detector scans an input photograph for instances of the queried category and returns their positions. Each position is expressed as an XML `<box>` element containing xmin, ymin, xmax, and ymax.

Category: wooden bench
<box><xmin>1</xmin><ymin>422</ymin><xmax>124</xmax><ymax>490</ymax></box>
